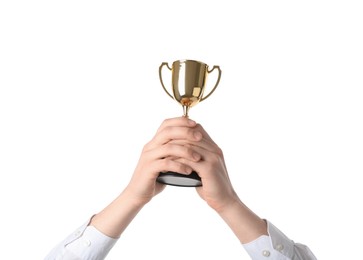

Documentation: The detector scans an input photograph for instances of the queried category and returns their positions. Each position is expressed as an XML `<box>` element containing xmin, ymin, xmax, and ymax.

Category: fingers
<box><xmin>193</xmin><ymin>123</ymin><xmax>218</xmax><ymax>146</ymax></box>
<box><xmin>137</xmin><ymin>117</ymin><xmax>218</xmax><ymax>180</ymax></box>
<box><xmin>153</xmin><ymin>142</ymin><xmax>202</xmax><ymax>163</ymax></box>
<box><xmin>151</xmin><ymin>117</ymin><xmax>221</xmax><ymax>157</ymax></box>
<box><xmin>152</xmin><ymin>157</ymin><xmax>194</xmax><ymax>175</ymax></box>
<box><xmin>140</xmin><ymin>140</ymin><xmax>203</xmax><ymax>177</ymax></box>
<box><xmin>168</xmin><ymin>127</ymin><xmax>221</xmax><ymax>156</ymax></box>
<box><xmin>156</xmin><ymin>117</ymin><xmax>197</xmax><ymax>133</ymax></box>
<box><xmin>169</xmin><ymin>124</ymin><xmax>227</xmax><ymax>180</ymax></box>
<box><xmin>146</xmin><ymin>117</ymin><xmax>203</xmax><ymax>150</ymax></box>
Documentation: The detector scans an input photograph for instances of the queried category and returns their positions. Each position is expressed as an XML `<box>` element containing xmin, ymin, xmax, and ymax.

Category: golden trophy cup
<box><xmin>157</xmin><ymin>59</ymin><xmax>222</xmax><ymax>187</ymax></box>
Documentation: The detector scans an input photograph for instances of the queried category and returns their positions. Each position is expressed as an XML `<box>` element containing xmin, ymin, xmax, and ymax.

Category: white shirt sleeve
<box><xmin>46</xmin><ymin>219</ymin><xmax>316</xmax><ymax>260</ymax></box>
<box><xmin>243</xmin><ymin>220</ymin><xmax>317</xmax><ymax>260</ymax></box>
<box><xmin>44</xmin><ymin>220</ymin><xmax>118</xmax><ymax>260</ymax></box>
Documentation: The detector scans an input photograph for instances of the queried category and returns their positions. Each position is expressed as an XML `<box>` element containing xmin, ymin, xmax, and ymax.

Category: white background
<box><xmin>0</xmin><ymin>1</ymin><xmax>362</xmax><ymax>259</ymax></box>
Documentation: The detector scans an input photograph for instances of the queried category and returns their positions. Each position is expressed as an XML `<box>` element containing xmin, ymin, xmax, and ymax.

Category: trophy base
<box><xmin>156</xmin><ymin>171</ymin><xmax>202</xmax><ymax>187</ymax></box>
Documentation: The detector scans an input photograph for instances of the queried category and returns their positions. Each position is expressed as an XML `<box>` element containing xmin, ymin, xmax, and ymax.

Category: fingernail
<box><xmin>193</xmin><ymin>152</ymin><xmax>201</xmax><ymax>160</ymax></box>
<box><xmin>185</xmin><ymin>166</ymin><xmax>193</xmax><ymax>174</ymax></box>
<box><xmin>188</xmin><ymin>119</ymin><xmax>196</xmax><ymax>126</ymax></box>
<box><xmin>194</xmin><ymin>131</ymin><xmax>202</xmax><ymax>140</ymax></box>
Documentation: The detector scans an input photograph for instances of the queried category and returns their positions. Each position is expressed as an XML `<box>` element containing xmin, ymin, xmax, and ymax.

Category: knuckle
<box><xmin>215</xmin><ymin>146</ymin><xmax>223</xmax><ymax>157</ymax></box>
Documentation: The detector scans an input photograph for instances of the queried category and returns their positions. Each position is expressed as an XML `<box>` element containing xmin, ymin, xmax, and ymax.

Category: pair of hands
<box><xmin>125</xmin><ymin>117</ymin><xmax>239</xmax><ymax>213</ymax></box>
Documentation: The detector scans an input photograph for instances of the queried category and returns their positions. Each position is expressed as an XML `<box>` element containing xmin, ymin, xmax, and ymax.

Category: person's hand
<box><xmin>123</xmin><ymin>117</ymin><xmax>203</xmax><ymax>207</ymax></box>
<box><xmin>175</xmin><ymin>122</ymin><xmax>240</xmax><ymax>213</ymax></box>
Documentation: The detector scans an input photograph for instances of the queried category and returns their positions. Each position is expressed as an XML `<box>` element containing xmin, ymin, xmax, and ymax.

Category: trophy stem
<box><xmin>183</xmin><ymin>106</ymin><xmax>190</xmax><ymax>117</ymax></box>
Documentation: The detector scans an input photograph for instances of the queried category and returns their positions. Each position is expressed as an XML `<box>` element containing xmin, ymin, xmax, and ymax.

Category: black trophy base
<box><xmin>156</xmin><ymin>171</ymin><xmax>202</xmax><ymax>187</ymax></box>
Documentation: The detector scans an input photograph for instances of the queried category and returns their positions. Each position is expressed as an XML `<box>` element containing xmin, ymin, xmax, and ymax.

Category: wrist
<box><xmin>90</xmin><ymin>189</ymin><xmax>146</xmax><ymax>238</ymax></box>
<box><xmin>121</xmin><ymin>188</ymin><xmax>150</xmax><ymax>209</ymax></box>
<box><xmin>209</xmin><ymin>191</ymin><xmax>241</xmax><ymax>215</ymax></box>
<box><xmin>217</xmin><ymin>199</ymin><xmax>268</xmax><ymax>244</ymax></box>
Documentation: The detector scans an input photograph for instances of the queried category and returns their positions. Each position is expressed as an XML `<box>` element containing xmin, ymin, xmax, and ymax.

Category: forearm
<box><xmin>90</xmin><ymin>189</ymin><xmax>146</xmax><ymax>239</ymax></box>
<box><xmin>217</xmin><ymin>199</ymin><xmax>268</xmax><ymax>244</ymax></box>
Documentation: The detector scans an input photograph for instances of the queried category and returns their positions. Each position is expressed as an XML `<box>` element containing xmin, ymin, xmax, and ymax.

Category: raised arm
<box><xmin>45</xmin><ymin>117</ymin><xmax>203</xmax><ymax>259</ymax></box>
<box><xmin>182</xmin><ymin>122</ymin><xmax>317</xmax><ymax>259</ymax></box>
<box><xmin>90</xmin><ymin>117</ymin><xmax>203</xmax><ymax>238</ymax></box>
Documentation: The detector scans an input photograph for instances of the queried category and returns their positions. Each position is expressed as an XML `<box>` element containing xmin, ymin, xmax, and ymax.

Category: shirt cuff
<box><xmin>65</xmin><ymin>225</ymin><xmax>118</xmax><ymax>260</ymax></box>
<box><xmin>242</xmin><ymin>220</ymin><xmax>295</xmax><ymax>260</ymax></box>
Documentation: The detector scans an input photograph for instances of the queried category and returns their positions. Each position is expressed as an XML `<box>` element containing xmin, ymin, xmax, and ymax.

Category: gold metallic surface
<box><xmin>159</xmin><ymin>59</ymin><xmax>221</xmax><ymax>117</ymax></box>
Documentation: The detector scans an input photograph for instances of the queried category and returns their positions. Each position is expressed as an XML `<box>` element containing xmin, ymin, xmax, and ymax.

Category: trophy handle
<box><xmin>159</xmin><ymin>62</ymin><xmax>174</xmax><ymax>100</ymax></box>
<box><xmin>201</xmin><ymin>65</ymin><xmax>222</xmax><ymax>101</ymax></box>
